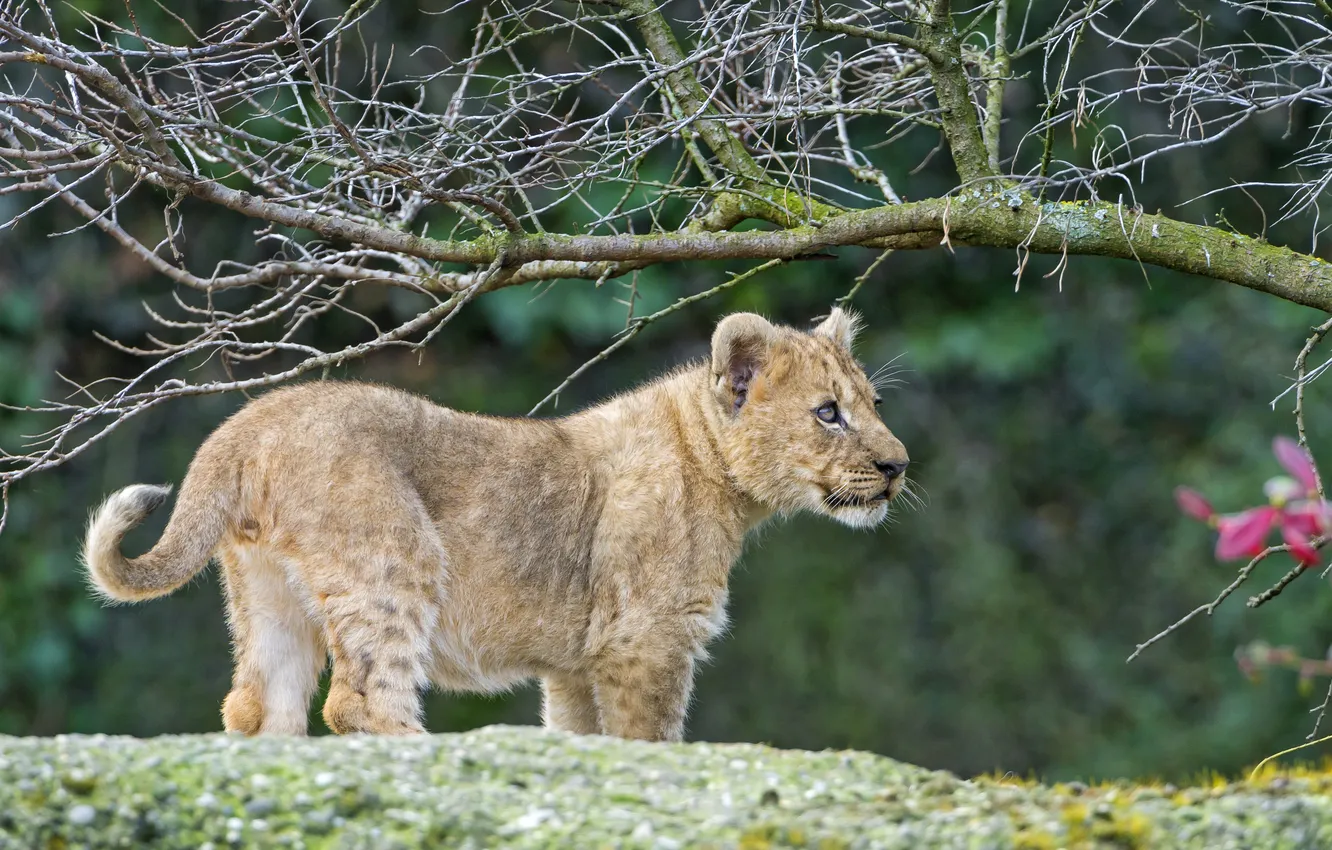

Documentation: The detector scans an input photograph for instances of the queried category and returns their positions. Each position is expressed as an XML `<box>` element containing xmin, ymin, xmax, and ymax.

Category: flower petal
<box><xmin>1283</xmin><ymin>502</ymin><xmax>1324</xmax><ymax>537</ymax></box>
<box><xmin>1174</xmin><ymin>486</ymin><xmax>1215</xmax><ymax>521</ymax></box>
<box><xmin>1274</xmin><ymin>437</ymin><xmax>1319</xmax><ymax>495</ymax></box>
<box><xmin>1216</xmin><ymin>506</ymin><xmax>1278</xmax><ymax>560</ymax></box>
<box><xmin>1282</xmin><ymin>521</ymin><xmax>1321</xmax><ymax>566</ymax></box>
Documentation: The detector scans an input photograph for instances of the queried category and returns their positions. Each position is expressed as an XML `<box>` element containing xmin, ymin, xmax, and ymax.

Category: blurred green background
<box><xmin>3</xmin><ymin>0</ymin><xmax>1332</xmax><ymax>785</ymax></box>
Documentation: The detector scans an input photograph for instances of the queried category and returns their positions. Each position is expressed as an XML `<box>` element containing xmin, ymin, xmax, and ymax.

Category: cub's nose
<box><xmin>874</xmin><ymin>458</ymin><xmax>909</xmax><ymax>480</ymax></box>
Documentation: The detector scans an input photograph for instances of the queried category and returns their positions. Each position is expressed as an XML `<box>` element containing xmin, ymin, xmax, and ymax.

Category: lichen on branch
<box><xmin>167</xmin><ymin>177</ymin><xmax>1332</xmax><ymax>312</ymax></box>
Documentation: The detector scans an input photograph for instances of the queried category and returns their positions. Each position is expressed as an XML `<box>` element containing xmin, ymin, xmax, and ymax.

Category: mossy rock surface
<box><xmin>1</xmin><ymin>724</ymin><xmax>1329</xmax><ymax>848</ymax></box>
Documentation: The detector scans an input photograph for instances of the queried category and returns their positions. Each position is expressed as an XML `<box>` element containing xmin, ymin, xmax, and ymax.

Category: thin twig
<box><xmin>1248</xmin><ymin>562</ymin><xmax>1312</xmax><ymax>608</ymax></box>
<box><xmin>527</xmin><ymin>258</ymin><xmax>787</xmax><ymax>416</ymax></box>
<box><xmin>836</xmin><ymin>248</ymin><xmax>894</xmax><ymax>306</ymax></box>
<box><xmin>1293</xmin><ymin>317</ymin><xmax>1332</xmax><ymax>500</ymax></box>
<box><xmin>1127</xmin><ymin>543</ymin><xmax>1294</xmax><ymax>663</ymax></box>
<box><xmin>1309</xmin><ymin>679</ymin><xmax>1332</xmax><ymax>741</ymax></box>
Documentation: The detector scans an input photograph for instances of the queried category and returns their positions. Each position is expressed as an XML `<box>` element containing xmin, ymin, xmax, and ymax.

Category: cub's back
<box><xmin>204</xmin><ymin>380</ymin><xmax>595</xmax><ymax>533</ymax></box>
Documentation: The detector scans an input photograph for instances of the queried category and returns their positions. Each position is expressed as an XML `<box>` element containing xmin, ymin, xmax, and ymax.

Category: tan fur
<box><xmin>80</xmin><ymin>309</ymin><xmax>909</xmax><ymax>741</ymax></box>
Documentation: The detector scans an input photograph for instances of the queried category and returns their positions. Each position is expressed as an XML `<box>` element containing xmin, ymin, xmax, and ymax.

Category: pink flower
<box><xmin>1213</xmin><ymin>502</ymin><xmax>1325</xmax><ymax>565</ymax></box>
<box><xmin>1273</xmin><ymin>437</ymin><xmax>1318</xmax><ymax>496</ymax></box>
<box><xmin>1177</xmin><ymin>436</ymin><xmax>1328</xmax><ymax>567</ymax></box>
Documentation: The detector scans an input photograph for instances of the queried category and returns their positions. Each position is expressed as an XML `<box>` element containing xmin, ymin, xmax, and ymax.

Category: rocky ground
<box><xmin>1</xmin><ymin>725</ymin><xmax>1330</xmax><ymax>848</ymax></box>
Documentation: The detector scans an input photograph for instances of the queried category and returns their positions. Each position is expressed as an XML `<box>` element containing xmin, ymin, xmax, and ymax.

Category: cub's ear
<box><xmin>711</xmin><ymin>312</ymin><xmax>777</xmax><ymax>414</ymax></box>
<box><xmin>812</xmin><ymin>306</ymin><xmax>862</xmax><ymax>352</ymax></box>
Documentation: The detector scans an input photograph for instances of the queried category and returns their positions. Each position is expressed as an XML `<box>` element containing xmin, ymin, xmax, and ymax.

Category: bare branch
<box><xmin>984</xmin><ymin>0</ymin><xmax>1011</xmax><ymax>174</ymax></box>
<box><xmin>5</xmin><ymin>0</ymin><xmax>1332</xmax><ymax>555</ymax></box>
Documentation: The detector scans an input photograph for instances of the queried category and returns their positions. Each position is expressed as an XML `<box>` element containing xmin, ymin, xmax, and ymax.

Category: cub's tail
<box><xmin>81</xmin><ymin>479</ymin><xmax>227</xmax><ymax>603</ymax></box>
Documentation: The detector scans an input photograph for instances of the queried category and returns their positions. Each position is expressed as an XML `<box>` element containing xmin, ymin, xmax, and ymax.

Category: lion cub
<box><xmin>82</xmin><ymin>309</ymin><xmax>909</xmax><ymax>741</ymax></box>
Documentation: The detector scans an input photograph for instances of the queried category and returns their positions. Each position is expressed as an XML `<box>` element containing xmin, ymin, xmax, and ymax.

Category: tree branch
<box><xmin>984</xmin><ymin>0</ymin><xmax>1011</xmax><ymax>174</ymax></box>
<box><xmin>919</xmin><ymin>0</ymin><xmax>995</xmax><ymax>184</ymax></box>
<box><xmin>613</xmin><ymin>0</ymin><xmax>762</xmax><ymax>183</ymax></box>
<box><xmin>611</xmin><ymin>0</ymin><xmax>840</xmax><ymax>226</ymax></box>
<box><xmin>806</xmin><ymin>18</ymin><xmax>940</xmax><ymax>62</ymax></box>
<box><xmin>138</xmin><ymin>156</ymin><xmax>1332</xmax><ymax>311</ymax></box>
<box><xmin>807</xmin><ymin>0</ymin><xmax>997</xmax><ymax>184</ymax></box>
<box><xmin>6</xmin><ymin>0</ymin><xmax>1332</xmax><ymax>569</ymax></box>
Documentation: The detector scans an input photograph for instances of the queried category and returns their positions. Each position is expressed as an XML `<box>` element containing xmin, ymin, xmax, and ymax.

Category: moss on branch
<box><xmin>481</xmin><ymin>195</ymin><xmax>1332</xmax><ymax>313</ymax></box>
<box><xmin>136</xmin><ymin>147</ymin><xmax>1332</xmax><ymax>311</ymax></box>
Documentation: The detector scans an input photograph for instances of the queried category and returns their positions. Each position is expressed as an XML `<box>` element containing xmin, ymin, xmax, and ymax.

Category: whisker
<box><xmin>895</xmin><ymin>479</ymin><xmax>927</xmax><ymax>511</ymax></box>
<box><xmin>868</xmin><ymin>356</ymin><xmax>911</xmax><ymax>383</ymax></box>
<box><xmin>824</xmin><ymin>482</ymin><xmax>851</xmax><ymax>505</ymax></box>
<box><xmin>870</xmin><ymin>363</ymin><xmax>909</xmax><ymax>377</ymax></box>
<box><xmin>868</xmin><ymin>370</ymin><xmax>906</xmax><ymax>386</ymax></box>
<box><xmin>899</xmin><ymin>486</ymin><xmax>925</xmax><ymax>513</ymax></box>
<box><xmin>871</xmin><ymin>352</ymin><xmax>908</xmax><ymax>371</ymax></box>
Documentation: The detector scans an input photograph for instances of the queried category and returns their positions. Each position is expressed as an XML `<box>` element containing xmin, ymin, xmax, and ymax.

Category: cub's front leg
<box><xmin>592</xmin><ymin>619</ymin><xmax>698</xmax><ymax>742</ymax></box>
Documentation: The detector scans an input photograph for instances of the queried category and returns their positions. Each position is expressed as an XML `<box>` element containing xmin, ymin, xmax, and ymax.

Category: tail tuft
<box><xmin>82</xmin><ymin>484</ymin><xmax>174</xmax><ymax>603</ymax></box>
<box><xmin>131</xmin><ymin>484</ymin><xmax>173</xmax><ymax>515</ymax></box>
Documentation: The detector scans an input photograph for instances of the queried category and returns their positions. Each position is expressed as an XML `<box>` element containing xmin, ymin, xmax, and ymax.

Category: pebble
<box><xmin>67</xmin><ymin>804</ymin><xmax>96</xmax><ymax>826</ymax></box>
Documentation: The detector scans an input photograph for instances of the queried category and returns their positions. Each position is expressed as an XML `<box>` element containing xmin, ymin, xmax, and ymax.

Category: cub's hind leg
<box><xmin>318</xmin><ymin>553</ymin><xmax>441</xmax><ymax>736</ymax></box>
<box><xmin>219</xmin><ymin>546</ymin><xmax>326</xmax><ymax>736</ymax></box>
<box><xmin>542</xmin><ymin>673</ymin><xmax>602</xmax><ymax>735</ymax></box>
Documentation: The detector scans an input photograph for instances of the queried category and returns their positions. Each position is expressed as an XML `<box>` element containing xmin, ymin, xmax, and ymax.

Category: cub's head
<box><xmin>708</xmin><ymin>308</ymin><xmax>909</xmax><ymax>529</ymax></box>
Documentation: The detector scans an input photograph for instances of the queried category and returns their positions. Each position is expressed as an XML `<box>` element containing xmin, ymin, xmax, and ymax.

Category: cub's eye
<box><xmin>815</xmin><ymin>401</ymin><xmax>839</xmax><ymax>424</ymax></box>
<box><xmin>873</xmin><ymin>396</ymin><xmax>883</xmax><ymax>407</ymax></box>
